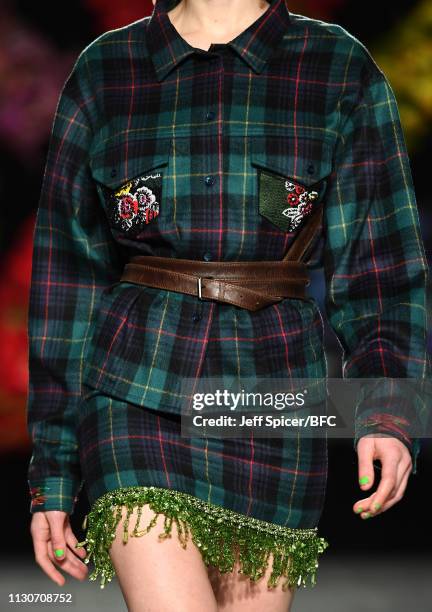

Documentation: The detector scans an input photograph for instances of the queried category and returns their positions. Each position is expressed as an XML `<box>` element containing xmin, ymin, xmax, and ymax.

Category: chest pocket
<box><xmin>250</xmin><ymin>135</ymin><xmax>333</xmax><ymax>233</ymax></box>
<box><xmin>89</xmin><ymin>138</ymin><xmax>172</xmax><ymax>237</ymax></box>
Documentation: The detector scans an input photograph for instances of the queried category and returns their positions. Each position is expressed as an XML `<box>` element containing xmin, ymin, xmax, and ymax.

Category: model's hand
<box><xmin>353</xmin><ymin>434</ymin><xmax>412</xmax><ymax>520</ymax></box>
<box><xmin>30</xmin><ymin>511</ymin><xmax>88</xmax><ymax>586</ymax></box>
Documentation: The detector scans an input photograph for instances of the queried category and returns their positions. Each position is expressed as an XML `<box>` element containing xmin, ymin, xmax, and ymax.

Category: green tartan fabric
<box><xmin>27</xmin><ymin>0</ymin><xmax>429</xmax><ymax>516</ymax></box>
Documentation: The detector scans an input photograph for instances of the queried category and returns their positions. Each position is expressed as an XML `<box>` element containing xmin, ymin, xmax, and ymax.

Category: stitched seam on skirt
<box><xmin>76</xmin><ymin>485</ymin><xmax>329</xmax><ymax>590</ymax></box>
<box><xmin>81</xmin><ymin>373</ymin><xmax>183</xmax><ymax>412</ymax></box>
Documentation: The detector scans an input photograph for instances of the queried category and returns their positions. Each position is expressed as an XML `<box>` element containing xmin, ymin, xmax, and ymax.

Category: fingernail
<box><xmin>373</xmin><ymin>502</ymin><xmax>381</xmax><ymax>512</ymax></box>
<box><xmin>362</xmin><ymin>512</ymin><xmax>372</xmax><ymax>519</ymax></box>
<box><xmin>355</xmin><ymin>506</ymin><xmax>363</xmax><ymax>513</ymax></box>
<box><xmin>359</xmin><ymin>475</ymin><xmax>370</xmax><ymax>485</ymax></box>
<box><xmin>54</xmin><ymin>548</ymin><xmax>65</xmax><ymax>558</ymax></box>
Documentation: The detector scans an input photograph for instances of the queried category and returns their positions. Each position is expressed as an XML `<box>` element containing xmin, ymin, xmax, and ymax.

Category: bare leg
<box><xmin>109</xmin><ymin>505</ymin><xmax>219</xmax><ymax>612</ymax></box>
<box><xmin>207</xmin><ymin>553</ymin><xmax>297</xmax><ymax>612</ymax></box>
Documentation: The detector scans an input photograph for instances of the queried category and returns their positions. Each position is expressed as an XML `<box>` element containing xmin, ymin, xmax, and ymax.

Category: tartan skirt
<box><xmin>76</xmin><ymin>383</ymin><xmax>330</xmax><ymax>591</ymax></box>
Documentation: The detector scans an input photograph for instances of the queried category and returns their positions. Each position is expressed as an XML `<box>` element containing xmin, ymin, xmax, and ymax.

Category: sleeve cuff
<box><xmin>28</xmin><ymin>477</ymin><xmax>84</xmax><ymax>514</ymax></box>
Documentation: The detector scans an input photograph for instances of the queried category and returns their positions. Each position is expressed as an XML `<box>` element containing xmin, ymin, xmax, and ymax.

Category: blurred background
<box><xmin>1</xmin><ymin>0</ymin><xmax>431</xmax><ymax>610</ymax></box>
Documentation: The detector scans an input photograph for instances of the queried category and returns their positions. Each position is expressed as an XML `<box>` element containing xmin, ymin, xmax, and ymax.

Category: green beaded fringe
<box><xmin>76</xmin><ymin>486</ymin><xmax>329</xmax><ymax>590</ymax></box>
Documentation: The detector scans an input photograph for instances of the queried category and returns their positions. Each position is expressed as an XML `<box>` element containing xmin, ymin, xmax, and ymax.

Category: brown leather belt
<box><xmin>121</xmin><ymin>256</ymin><xmax>309</xmax><ymax>311</ymax></box>
<box><xmin>119</xmin><ymin>202</ymin><xmax>323</xmax><ymax>311</ymax></box>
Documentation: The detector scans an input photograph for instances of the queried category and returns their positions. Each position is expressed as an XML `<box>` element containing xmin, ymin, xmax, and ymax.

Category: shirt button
<box><xmin>192</xmin><ymin>312</ymin><xmax>202</xmax><ymax>323</ymax></box>
<box><xmin>203</xmin><ymin>252</ymin><xmax>212</xmax><ymax>261</ymax></box>
<box><xmin>206</xmin><ymin>110</ymin><xmax>215</xmax><ymax>121</ymax></box>
<box><xmin>110</xmin><ymin>168</ymin><xmax>117</xmax><ymax>178</ymax></box>
<box><xmin>307</xmin><ymin>163</ymin><xmax>315</xmax><ymax>175</ymax></box>
<box><xmin>205</xmin><ymin>175</ymin><xmax>215</xmax><ymax>186</ymax></box>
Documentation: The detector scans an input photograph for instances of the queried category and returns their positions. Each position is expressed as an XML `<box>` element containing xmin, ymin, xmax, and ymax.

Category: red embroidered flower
<box><xmin>287</xmin><ymin>193</ymin><xmax>299</xmax><ymax>206</ymax></box>
<box><xmin>145</xmin><ymin>206</ymin><xmax>159</xmax><ymax>223</ymax></box>
<box><xmin>295</xmin><ymin>185</ymin><xmax>305</xmax><ymax>195</ymax></box>
<box><xmin>137</xmin><ymin>190</ymin><xmax>153</xmax><ymax>207</ymax></box>
<box><xmin>119</xmin><ymin>195</ymin><xmax>138</xmax><ymax>219</ymax></box>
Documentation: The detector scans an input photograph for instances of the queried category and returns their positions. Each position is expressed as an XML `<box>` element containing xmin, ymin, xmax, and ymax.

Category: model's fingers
<box><xmin>47</xmin><ymin>542</ymin><xmax>88</xmax><ymax>581</ymax></box>
<box><xmin>356</xmin><ymin>436</ymin><xmax>376</xmax><ymax>492</ymax></box>
<box><xmin>359</xmin><ymin>444</ymin><xmax>400</xmax><ymax>519</ymax></box>
<box><xmin>369</xmin><ymin>457</ymin><xmax>412</xmax><ymax>516</ymax></box>
<box><xmin>32</xmin><ymin>529</ymin><xmax>65</xmax><ymax>586</ymax></box>
<box><xmin>44</xmin><ymin>511</ymin><xmax>67</xmax><ymax>561</ymax></box>
<box><xmin>353</xmin><ymin>440</ymin><xmax>412</xmax><ymax>518</ymax></box>
<box><xmin>64</xmin><ymin>523</ymin><xmax>87</xmax><ymax>560</ymax></box>
<box><xmin>353</xmin><ymin>436</ymin><xmax>377</xmax><ymax>516</ymax></box>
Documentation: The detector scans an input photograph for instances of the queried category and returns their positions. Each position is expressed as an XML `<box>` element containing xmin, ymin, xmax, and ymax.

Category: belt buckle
<box><xmin>197</xmin><ymin>276</ymin><xmax>213</xmax><ymax>301</ymax></box>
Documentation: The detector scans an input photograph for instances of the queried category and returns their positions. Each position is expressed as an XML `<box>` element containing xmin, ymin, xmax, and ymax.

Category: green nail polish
<box><xmin>355</xmin><ymin>506</ymin><xmax>363</xmax><ymax>513</ymax></box>
<box><xmin>373</xmin><ymin>502</ymin><xmax>381</xmax><ymax>511</ymax></box>
<box><xmin>54</xmin><ymin>548</ymin><xmax>65</xmax><ymax>558</ymax></box>
<box><xmin>359</xmin><ymin>475</ymin><xmax>370</xmax><ymax>485</ymax></box>
<box><xmin>362</xmin><ymin>512</ymin><xmax>371</xmax><ymax>519</ymax></box>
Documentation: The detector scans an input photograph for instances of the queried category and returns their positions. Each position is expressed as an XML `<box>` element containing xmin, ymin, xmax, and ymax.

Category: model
<box><xmin>27</xmin><ymin>1</ymin><xmax>429</xmax><ymax>611</ymax></box>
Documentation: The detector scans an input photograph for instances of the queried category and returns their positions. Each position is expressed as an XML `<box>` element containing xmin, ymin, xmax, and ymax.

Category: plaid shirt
<box><xmin>27</xmin><ymin>0</ymin><xmax>429</xmax><ymax>514</ymax></box>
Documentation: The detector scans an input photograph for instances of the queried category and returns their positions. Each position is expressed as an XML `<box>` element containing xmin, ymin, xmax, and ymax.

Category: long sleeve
<box><xmin>26</xmin><ymin>47</ymin><xmax>124</xmax><ymax>514</ymax></box>
<box><xmin>322</xmin><ymin>53</ymin><xmax>430</xmax><ymax>475</ymax></box>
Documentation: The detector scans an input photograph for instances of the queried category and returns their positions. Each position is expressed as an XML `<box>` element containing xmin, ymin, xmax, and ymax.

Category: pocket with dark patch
<box><xmin>255</xmin><ymin>168</ymin><xmax>326</xmax><ymax>232</ymax></box>
<box><xmin>89</xmin><ymin>137</ymin><xmax>171</xmax><ymax>237</ymax></box>
<box><xmin>102</xmin><ymin>171</ymin><xmax>163</xmax><ymax>234</ymax></box>
<box><xmin>250</xmin><ymin>135</ymin><xmax>333</xmax><ymax>234</ymax></box>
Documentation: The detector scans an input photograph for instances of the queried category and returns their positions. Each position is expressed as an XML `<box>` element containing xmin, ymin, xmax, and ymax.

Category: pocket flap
<box><xmin>250</xmin><ymin>135</ymin><xmax>333</xmax><ymax>186</ymax></box>
<box><xmin>90</xmin><ymin>137</ymin><xmax>171</xmax><ymax>189</ymax></box>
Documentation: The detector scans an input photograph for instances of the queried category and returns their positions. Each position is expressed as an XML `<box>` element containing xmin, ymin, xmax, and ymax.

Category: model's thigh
<box><xmin>109</xmin><ymin>504</ymin><xmax>218</xmax><ymax>612</ymax></box>
<box><xmin>207</xmin><ymin>557</ymin><xmax>297</xmax><ymax>612</ymax></box>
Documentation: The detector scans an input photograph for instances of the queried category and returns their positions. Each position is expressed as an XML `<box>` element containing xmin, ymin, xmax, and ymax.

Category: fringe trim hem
<box><xmin>76</xmin><ymin>485</ymin><xmax>329</xmax><ymax>590</ymax></box>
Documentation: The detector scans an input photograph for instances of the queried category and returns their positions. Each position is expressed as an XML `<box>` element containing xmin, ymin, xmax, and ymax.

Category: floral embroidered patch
<box><xmin>104</xmin><ymin>172</ymin><xmax>162</xmax><ymax>235</ymax></box>
<box><xmin>257</xmin><ymin>168</ymin><xmax>324</xmax><ymax>233</ymax></box>
<box><xmin>282</xmin><ymin>180</ymin><xmax>318</xmax><ymax>230</ymax></box>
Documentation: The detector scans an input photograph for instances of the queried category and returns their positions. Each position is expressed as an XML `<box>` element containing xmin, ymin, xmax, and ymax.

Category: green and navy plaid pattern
<box><xmin>27</xmin><ymin>0</ymin><xmax>429</xmax><ymax>514</ymax></box>
<box><xmin>77</xmin><ymin>388</ymin><xmax>328</xmax><ymax>528</ymax></box>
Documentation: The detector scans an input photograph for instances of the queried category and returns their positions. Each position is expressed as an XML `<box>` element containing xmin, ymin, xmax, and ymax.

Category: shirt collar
<box><xmin>146</xmin><ymin>0</ymin><xmax>291</xmax><ymax>82</ymax></box>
